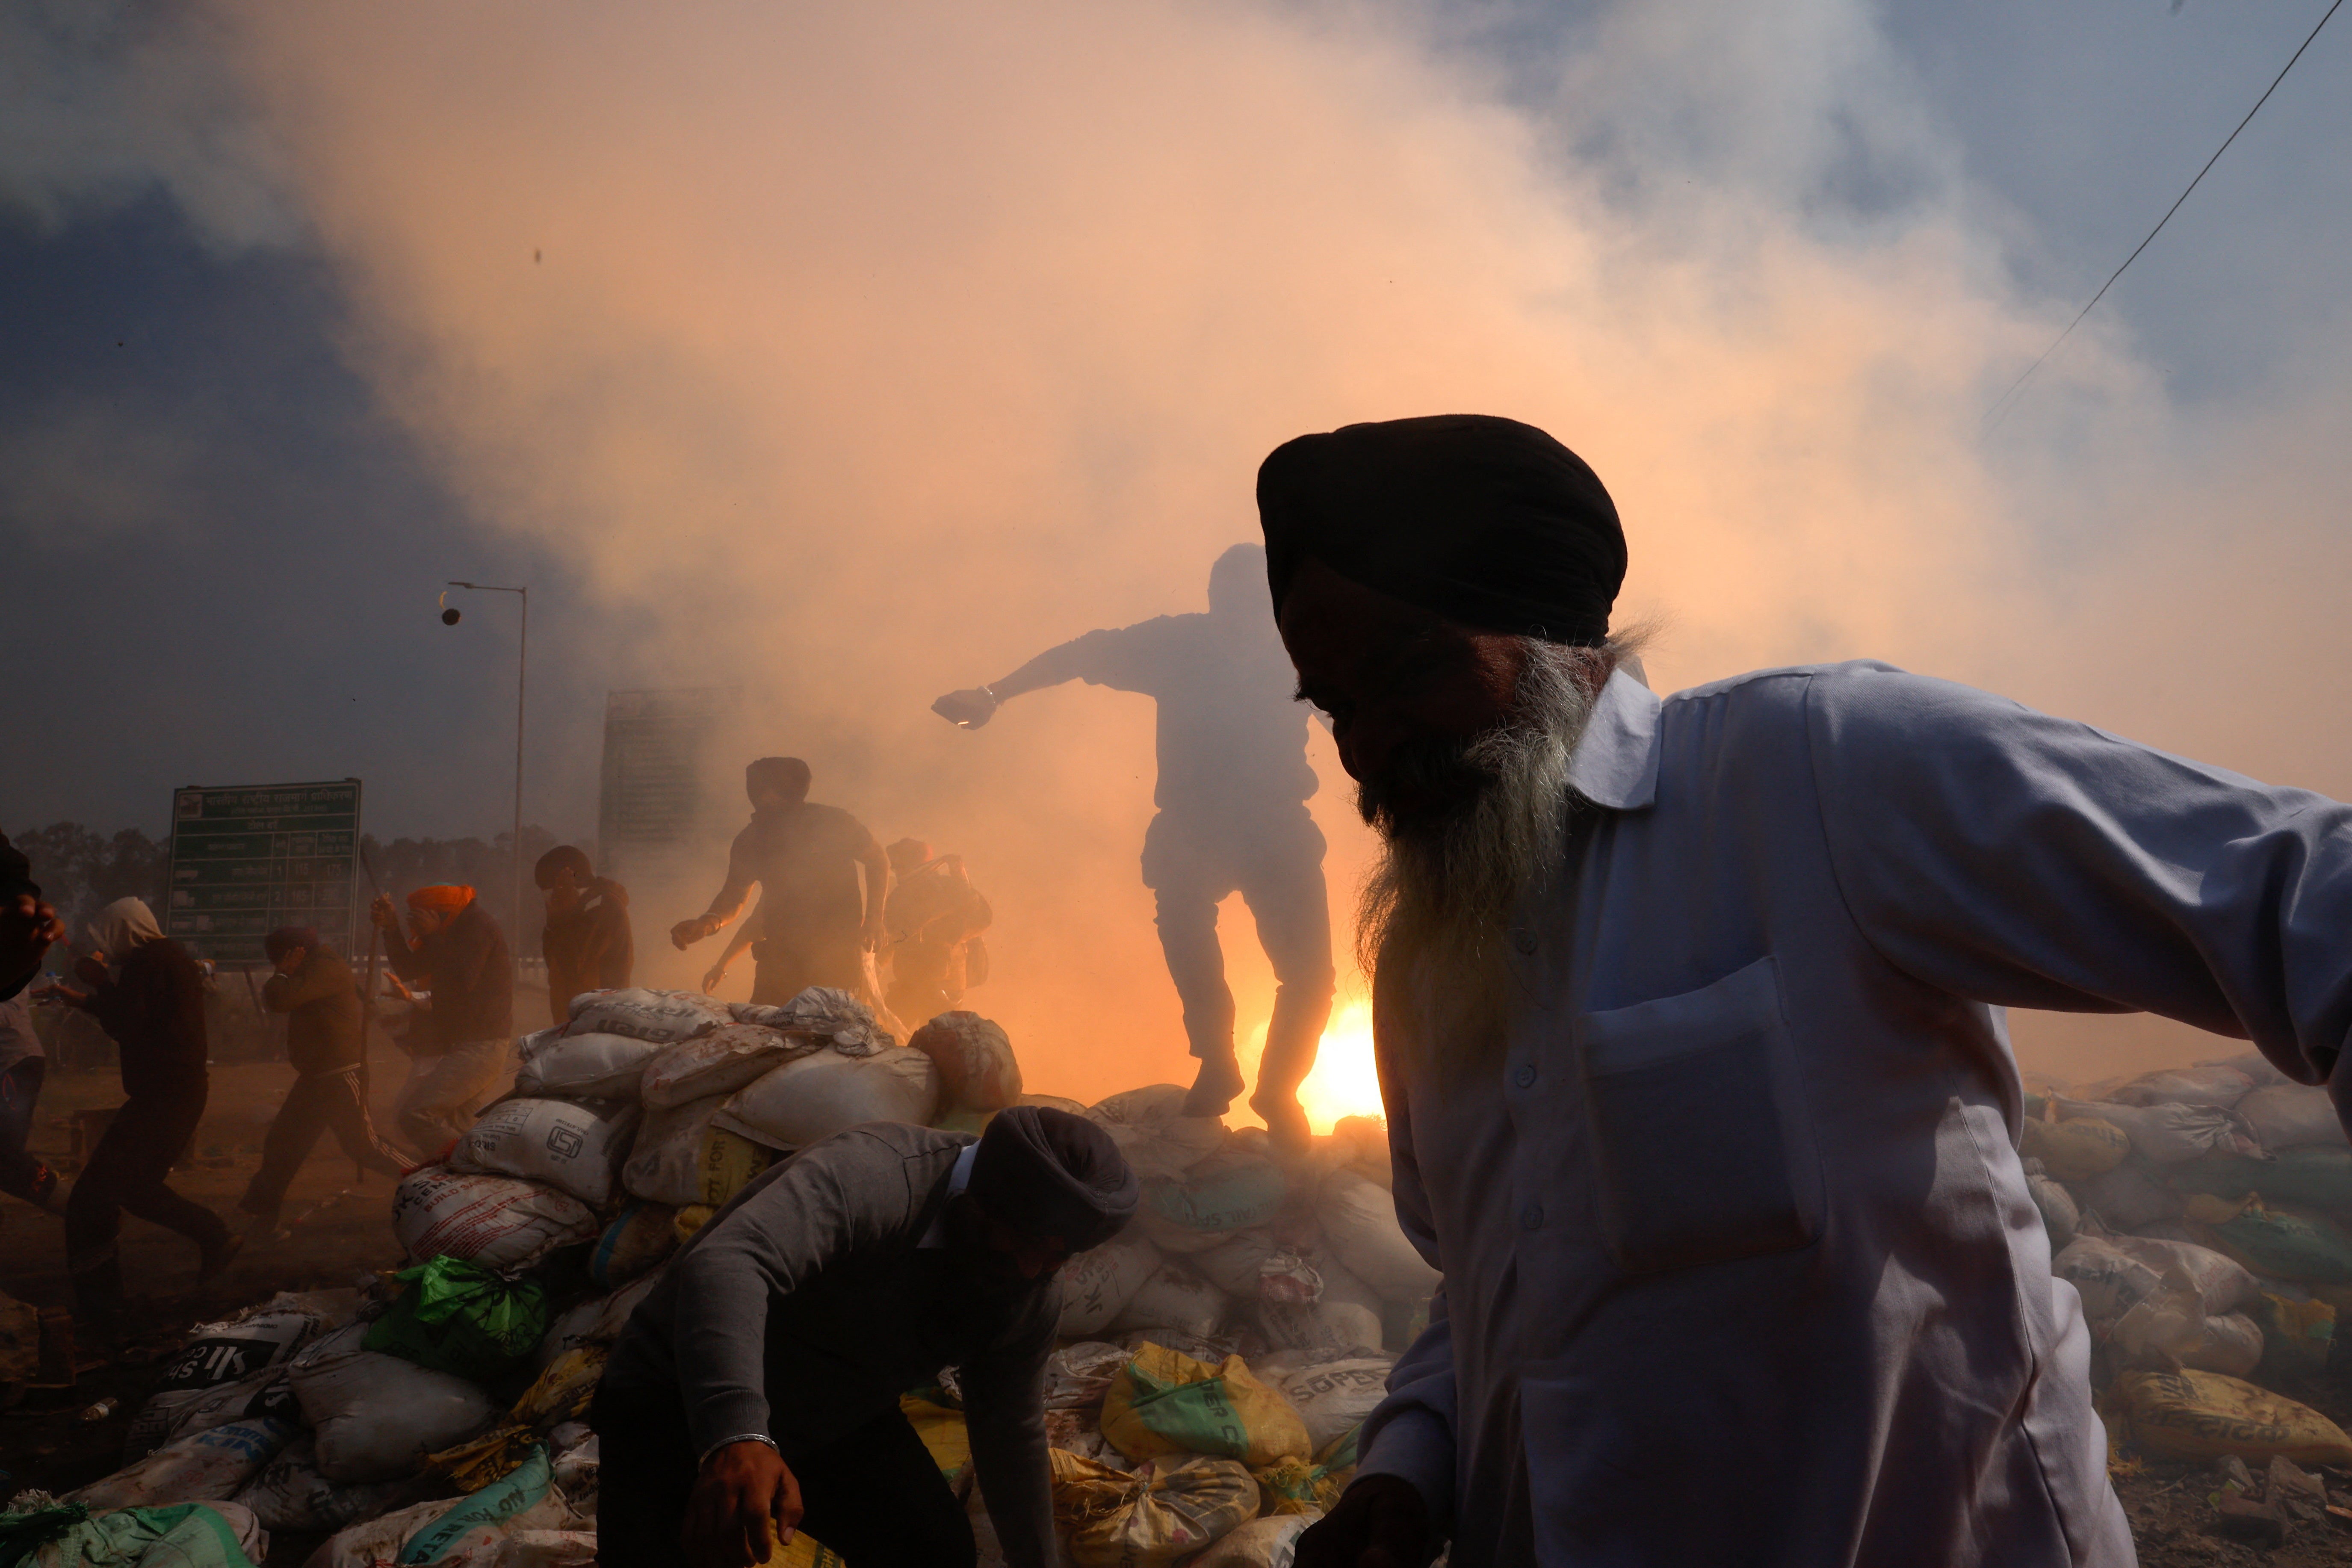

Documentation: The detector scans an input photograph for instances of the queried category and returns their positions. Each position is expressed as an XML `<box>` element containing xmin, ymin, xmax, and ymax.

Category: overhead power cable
<box><xmin>1983</xmin><ymin>0</ymin><xmax>2344</xmax><ymax>433</ymax></box>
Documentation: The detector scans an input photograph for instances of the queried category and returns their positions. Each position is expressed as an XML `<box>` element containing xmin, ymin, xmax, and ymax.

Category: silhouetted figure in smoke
<box><xmin>935</xmin><ymin>543</ymin><xmax>1335</xmax><ymax>1147</ymax></box>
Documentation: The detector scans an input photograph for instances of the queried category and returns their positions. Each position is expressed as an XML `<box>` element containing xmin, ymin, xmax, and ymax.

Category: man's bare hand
<box><xmin>370</xmin><ymin>893</ymin><xmax>399</xmax><ymax>931</ymax></box>
<box><xmin>931</xmin><ymin>688</ymin><xmax>998</xmax><ymax>729</ymax></box>
<box><xmin>671</xmin><ymin>916</ymin><xmax>721</xmax><ymax>951</ymax></box>
<box><xmin>1294</xmin><ymin>1474</ymin><xmax>1434</xmax><ymax>1568</ymax></box>
<box><xmin>701</xmin><ymin>962</ymin><xmax>731</xmax><ymax>993</ymax></box>
<box><xmin>72</xmin><ymin>954</ymin><xmax>108</xmax><ymax>989</ymax></box>
<box><xmin>683</xmin><ymin>1441</ymin><xmax>801</xmax><ymax>1568</ymax></box>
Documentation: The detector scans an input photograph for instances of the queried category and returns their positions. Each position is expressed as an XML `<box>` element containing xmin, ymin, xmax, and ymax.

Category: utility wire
<box><xmin>1983</xmin><ymin>0</ymin><xmax>2344</xmax><ymax>434</ymax></box>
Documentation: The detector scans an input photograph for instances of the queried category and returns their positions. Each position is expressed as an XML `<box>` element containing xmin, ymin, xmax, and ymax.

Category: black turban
<box><xmin>264</xmin><ymin>926</ymin><xmax>323</xmax><ymax>962</ymax></box>
<box><xmin>1256</xmin><ymin>413</ymin><xmax>1625</xmax><ymax>646</ymax></box>
<box><xmin>969</xmin><ymin>1105</ymin><xmax>1138</xmax><ymax>1252</ymax></box>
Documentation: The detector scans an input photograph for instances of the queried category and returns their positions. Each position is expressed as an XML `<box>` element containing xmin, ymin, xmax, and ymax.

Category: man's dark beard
<box><xmin>1356</xmin><ymin>640</ymin><xmax>1603</xmax><ymax>1052</ymax></box>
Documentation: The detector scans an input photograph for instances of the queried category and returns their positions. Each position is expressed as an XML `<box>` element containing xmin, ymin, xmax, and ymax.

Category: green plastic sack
<box><xmin>2254</xmin><ymin>1292</ymin><xmax>2336</xmax><ymax>1383</ymax></box>
<box><xmin>398</xmin><ymin>1444</ymin><xmax>550</xmax><ymax>1564</ymax></box>
<box><xmin>1101</xmin><ymin>1342</ymin><xmax>1309</xmax><ymax>1467</ymax></box>
<box><xmin>2205</xmin><ymin>1202</ymin><xmax>2352</xmax><ymax>1285</ymax></box>
<box><xmin>2169</xmin><ymin>1146</ymin><xmax>2352</xmax><ymax>1216</ymax></box>
<box><xmin>365</xmin><ymin>1255</ymin><xmax>549</xmax><ymax>1383</ymax></box>
<box><xmin>0</xmin><ymin>1502</ymin><xmax>257</xmax><ymax>1568</ymax></box>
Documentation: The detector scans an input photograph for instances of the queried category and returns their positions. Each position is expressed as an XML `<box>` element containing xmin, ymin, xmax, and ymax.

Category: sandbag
<box><xmin>449</xmin><ymin>1098</ymin><xmax>638</xmax><ymax>1208</ymax></box>
<box><xmin>2018</xmin><ymin>1116</ymin><xmax>2131</xmax><ymax>1182</ymax></box>
<box><xmin>563</xmin><ymin>987</ymin><xmax>727</xmax><ymax>1043</ymax></box>
<box><xmin>1192</xmin><ymin>1229</ymin><xmax>1282</xmax><ymax>1299</ymax></box>
<box><xmin>714</xmin><ymin>1045</ymin><xmax>940</xmax><ymax>1151</ymax></box>
<box><xmin>1318</xmin><ymin>1168</ymin><xmax>1441</xmax><ymax>1302</ymax></box>
<box><xmin>1101</xmin><ymin>1342</ymin><xmax>1309</xmax><ymax>1467</ymax></box>
<box><xmin>908</xmin><ymin>1012</ymin><xmax>1024</xmax><ymax>1113</ymax></box>
<box><xmin>1068</xmin><ymin>1241</ymin><xmax>1167</xmax><ymax>1335</ymax></box>
<box><xmin>233</xmin><ymin>1436</ymin><xmax>435</xmax><ymax>1534</ymax></box>
<box><xmin>589</xmin><ymin>1201</ymin><xmax>680</xmax><ymax>1288</ymax></box>
<box><xmin>728</xmin><ymin>986</ymin><xmax>894</xmax><ymax>1049</ymax></box>
<box><xmin>145</xmin><ymin>1367</ymin><xmax>303</xmax><ymax>1457</ymax></box>
<box><xmin>2254</xmin><ymin>1292</ymin><xmax>2337</xmax><ymax>1384</ymax></box>
<box><xmin>2204</xmin><ymin>1201</ymin><xmax>2352</xmax><ymax>1284</ymax></box>
<box><xmin>5</xmin><ymin>1501</ymin><xmax>267</xmax><ymax>1568</ymax></box>
<box><xmin>1184</xmin><ymin>1514</ymin><xmax>1315</xmax><ymax>1567</ymax></box>
<box><xmin>2107</xmin><ymin>1234</ymin><xmax>2259</xmax><ymax>1315</ymax></box>
<box><xmin>1254</xmin><ymin>1252</ymin><xmax>1383</xmax><ymax>1356</ymax></box>
<box><xmin>1085</xmin><ymin>1086</ymin><xmax>1226</xmax><ymax>1181</ymax></box>
<box><xmin>622</xmin><ymin>1094</ymin><xmax>776</xmax><ymax>1207</ymax></box>
<box><xmin>1137</xmin><ymin>1150</ymin><xmax>1286</xmax><ymax>1255</ymax></box>
<box><xmin>1329</xmin><ymin>1116</ymin><xmax>1392</xmax><ymax>1191</ymax></box>
<box><xmin>72</xmin><ymin>1417</ymin><xmax>298</xmax><ymax>1511</ymax></box>
<box><xmin>1270</xmin><ymin>1355</ymin><xmax>1392</xmax><ymax>1454</ymax></box>
<box><xmin>2110</xmin><ymin>1064</ymin><xmax>2255</xmax><ymax>1109</ymax></box>
<box><xmin>1114</xmin><ymin>1265</ymin><xmax>1232</xmax><ymax>1341</ymax></box>
<box><xmin>2053</xmin><ymin>1097</ymin><xmax>2255</xmax><ymax>1166</ymax></box>
<box><xmin>2107</xmin><ymin>1266</ymin><xmax>2263</xmax><ymax>1378</ymax></box>
<box><xmin>534</xmin><ymin>1274</ymin><xmax>661</xmax><ymax>1369</ymax></box>
<box><xmin>2112</xmin><ymin>1368</ymin><xmax>2352</xmax><ymax>1465</ymax></box>
<box><xmin>639</xmin><ymin>1025</ymin><xmax>810</xmax><ymax>1109</ymax></box>
<box><xmin>2168</xmin><ymin>1144</ymin><xmax>2352</xmax><ymax>1215</ymax></box>
<box><xmin>292</xmin><ymin>1345</ymin><xmax>501</xmax><ymax>1483</ymax></box>
<box><xmin>391</xmin><ymin>1167</ymin><xmax>601</xmax><ymax>1273</ymax></box>
<box><xmin>1046</xmin><ymin>1342</ymin><xmax>1136</xmax><ymax>1410</ymax></box>
<box><xmin>127</xmin><ymin>1291</ymin><xmax>356</xmax><ymax>1459</ymax></box>
<box><xmin>514</xmin><ymin>1030</ymin><xmax>664</xmax><ymax>1101</ymax></box>
<box><xmin>2234</xmin><ymin>1085</ymin><xmax>2343</xmax><ymax>1152</ymax></box>
<box><xmin>423</xmin><ymin>1349</ymin><xmax>611</xmax><ymax>1494</ymax></box>
<box><xmin>400</xmin><ymin>1444</ymin><xmax>551</xmax><ymax>1564</ymax></box>
<box><xmin>2068</xmin><ymin>1160</ymin><xmax>2182</xmax><ymax>1232</ymax></box>
<box><xmin>364</xmin><ymin>1256</ymin><xmax>550</xmax><ymax>1383</ymax></box>
<box><xmin>2026</xmin><ymin>1172</ymin><xmax>2079</xmax><ymax>1255</ymax></box>
<box><xmin>1050</xmin><ymin>1450</ymin><xmax>1261</xmax><ymax>1568</ymax></box>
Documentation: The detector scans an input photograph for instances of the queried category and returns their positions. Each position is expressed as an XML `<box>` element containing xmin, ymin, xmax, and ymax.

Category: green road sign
<box><xmin>165</xmin><ymin>780</ymin><xmax>362</xmax><ymax>966</ymax></box>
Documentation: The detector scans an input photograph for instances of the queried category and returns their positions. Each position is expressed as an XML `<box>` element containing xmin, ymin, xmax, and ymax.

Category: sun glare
<box><xmin>1239</xmin><ymin>998</ymin><xmax>1386</xmax><ymax>1136</ymax></box>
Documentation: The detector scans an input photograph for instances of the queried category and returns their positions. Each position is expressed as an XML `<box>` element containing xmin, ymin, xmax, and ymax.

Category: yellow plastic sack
<box><xmin>2112</xmin><ymin>1368</ymin><xmax>2352</xmax><ymax>1465</ymax></box>
<box><xmin>759</xmin><ymin>1531</ymin><xmax>847</xmax><ymax>1568</ymax></box>
<box><xmin>1101</xmin><ymin>1343</ymin><xmax>1310</xmax><ymax>1468</ymax></box>
<box><xmin>901</xmin><ymin>1394</ymin><xmax>972</xmax><ymax>1488</ymax></box>
<box><xmin>699</xmin><ymin>1129</ymin><xmax>772</xmax><ymax>1206</ymax></box>
<box><xmin>426</xmin><ymin>1346</ymin><xmax>610</xmax><ymax>1489</ymax></box>
<box><xmin>1050</xmin><ymin>1450</ymin><xmax>1261</xmax><ymax>1568</ymax></box>
<box><xmin>674</xmin><ymin>1205</ymin><xmax>716</xmax><ymax>1244</ymax></box>
<box><xmin>2020</xmin><ymin>1116</ymin><xmax>2130</xmax><ymax>1182</ymax></box>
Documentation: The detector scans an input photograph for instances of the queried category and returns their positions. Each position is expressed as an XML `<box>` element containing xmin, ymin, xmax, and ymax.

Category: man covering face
<box><xmin>1269</xmin><ymin>414</ymin><xmax>2352</xmax><ymax>1568</ymax></box>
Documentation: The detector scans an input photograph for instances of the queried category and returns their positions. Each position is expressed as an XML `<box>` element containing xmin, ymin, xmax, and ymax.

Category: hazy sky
<box><xmin>3</xmin><ymin>0</ymin><xmax>2346</xmax><ymax>1096</ymax></box>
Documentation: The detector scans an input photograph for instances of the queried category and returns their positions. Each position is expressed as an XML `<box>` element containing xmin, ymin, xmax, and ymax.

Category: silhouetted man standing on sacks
<box><xmin>238</xmin><ymin>925</ymin><xmax>405</xmax><ymax>1236</ymax></box>
<box><xmin>935</xmin><ymin>543</ymin><xmax>1336</xmax><ymax>1147</ymax></box>
<box><xmin>672</xmin><ymin>757</ymin><xmax>892</xmax><ymax>1010</ymax></box>
<box><xmin>39</xmin><ymin>898</ymin><xmax>236</xmax><ymax>1325</ymax></box>
<box><xmin>371</xmin><ymin>883</ymin><xmax>513</xmax><ymax>1155</ymax></box>
<box><xmin>1260</xmin><ymin>414</ymin><xmax>2352</xmax><ymax>1568</ymax></box>
<box><xmin>594</xmin><ymin>1106</ymin><xmax>1138</xmax><ymax>1568</ymax></box>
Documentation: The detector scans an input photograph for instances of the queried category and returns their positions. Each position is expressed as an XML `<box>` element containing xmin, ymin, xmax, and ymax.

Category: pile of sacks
<box><xmin>7</xmin><ymin>985</ymin><xmax>1438</xmax><ymax>1568</ymax></box>
<box><xmin>2024</xmin><ymin>1052</ymin><xmax>2352</xmax><ymax>1471</ymax></box>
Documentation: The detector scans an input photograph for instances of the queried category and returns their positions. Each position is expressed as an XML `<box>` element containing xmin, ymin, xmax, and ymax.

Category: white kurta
<box><xmin>1358</xmin><ymin>660</ymin><xmax>2352</xmax><ymax>1567</ymax></box>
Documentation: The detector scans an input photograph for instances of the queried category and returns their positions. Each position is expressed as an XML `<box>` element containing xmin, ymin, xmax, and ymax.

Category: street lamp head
<box><xmin>441</xmin><ymin>607</ymin><xmax>462</xmax><ymax>626</ymax></box>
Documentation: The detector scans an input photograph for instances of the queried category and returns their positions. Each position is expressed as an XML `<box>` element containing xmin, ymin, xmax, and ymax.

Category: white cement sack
<box><xmin>1318</xmin><ymin>1167</ymin><xmax>1441</xmax><ymax>1302</ymax></box>
<box><xmin>1046</xmin><ymin>1341</ymin><xmax>1135</xmax><ymax>1410</ymax></box>
<box><xmin>1136</xmin><ymin>1149</ymin><xmax>1288</xmax><ymax>1255</ymax></box>
<box><xmin>235</xmin><ymin>1435</ymin><xmax>436</xmax><ymax>1534</ymax></box>
<box><xmin>127</xmin><ymin>1291</ymin><xmax>351</xmax><ymax>1459</ymax></box>
<box><xmin>2109</xmin><ymin>1267</ymin><xmax>2266</xmax><ymax>1379</ymax></box>
<box><xmin>449</xmin><ymin>1098</ymin><xmax>639</xmax><ymax>1208</ymax></box>
<box><xmin>2236</xmin><ymin>1084</ymin><xmax>2343</xmax><ymax>1151</ymax></box>
<box><xmin>730</xmin><ymin>986</ymin><xmax>895</xmax><ymax>1050</ymax></box>
<box><xmin>1192</xmin><ymin>1229</ymin><xmax>1282</xmax><ymax>1299</ymax></box>
<box><xmin>1084</xmin><ymin>1085</ymin><xmax>1225</xmax><ymax>1181</ymax></box>
<box><xmin>145</xmin><ymin>1366</ymin><xmax>303</xmax><ymax>1457</ymax></box>
<box><xmin>622</xmin><ymin>1093</ymin><xmax>776</xmax><ymax>1206</ymax></box>
<box><xmin>474</xmin><ymin>1530</ymin><xmax>601</xmax><ymax>1568</ymax></box>
<box><xmin>2027</xmin><ymin>1172</ymin><xmax>2080</xmax><ymax>1255</ymax></box>
<box><xmin>1186</xmin><ymin>1514</ymin><xmax>1315</xmax><ymax>1568</ymax></box>
<box><xmin>1272</xmin><ymin>1356</ymin><xmax>1395</xmax><ymax>1454</ymax></box>
<box><xmin>1059</xmin><ymin>1233</ymin><xmax>1163</xmax><ymax>1338</ymax></box>
<box><xmin>2069</xmin><ymin>1161</ymin><xmax>2184</xmax><ymax>1232</ymax></box>
<box><xmin>909</xmin><ymin>1011</ymin><xmax>1024</xmax><ymax>1113</ymax></box>
<box><xmin>74</xmin><ymin>1416</ymin><xmax>298</xmax><ymax>1510</ymax></box>
<box><xmin>393</xmin><ymin>1166</ymin><xmax>602</xmax><ymax>1271</ymax></box>
<box><xmin>640</xmin><ymin>1024</ymin><xmax>811</xmax><ymax>1109</ymax></box>
<box><xmin>515</xmin><ymin>1030</ymin><xmax>665</xmax><ymax>1101</ymax></box>
<box><xmin>2110</xmin><ymin>1064</ymin><xmax>2256</xmax><ymax>1110</ymax></box>
<box><xmin>292</xmin><ymin>1346</ymin><xmax>501</xmax><ymax>1482</ymax></box>
<box><xmin>2108</xmin><ymin>1233</ymin><xmax>2260</xmax><ymax>1316</ymax></box>
<box><xmin>2055</xmin><ymin>1233</ymin><xmax>2255</xmax><ymax>1321</ymax></box>
<box><xmin>2053</xmin><ymin>1097</ymin><xmax>2255</xmax><ymax>1165</ymax></box>
<box><xmin>714</xmin><ymin>1044</ymin><xmax>940</xmax><ymax>1150</ymax></box>
<box><xmin>302</xmin><ymin>1497</ymin><xmax>454</xmax><ymax>1568</ymax></box>
<box><xmin>565</xmin><ymin>986</ymin><xmax>728</xmax><ymax>1043</ymax></box>
<box><xmin>1255</xmin><ymin>1251</ymin><xmax>1385</xmax><ymax>1355</ymax></box>
<box><xmin>536</xmin><ymin>1273</ymin><xmax>662</xmax><ymax>1369</ymax></box>
<box><xmin>1113</xmin><ymin>1264</ymin><xmax>1231</xmax><ymax>1340</ymax></box>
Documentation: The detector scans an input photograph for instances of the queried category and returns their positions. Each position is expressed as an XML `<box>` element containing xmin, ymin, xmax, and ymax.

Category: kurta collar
<box><xmin>1565</xmin><ymin>664</ymin><xmax>1662</xmax><ymax>812</ymax></box>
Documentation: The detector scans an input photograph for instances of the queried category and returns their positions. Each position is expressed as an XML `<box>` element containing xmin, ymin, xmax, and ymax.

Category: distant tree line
<box><xmin>11</xmin><ymin>822</ymin><xmax>579</xmax><ymax>947</ymax></box>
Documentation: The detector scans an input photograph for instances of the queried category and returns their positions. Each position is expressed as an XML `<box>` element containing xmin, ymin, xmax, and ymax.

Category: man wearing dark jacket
<box><xmin>594</xmin><ymin>1107</ymin><xmax>1138</xmax><ymax>1568</ymax></box>
<box><xmin>371</xmin><ymin>883</ymin><xmax>514</xmax><ymax>1155</ymax></box>
<box><xmin>238</xmin><ymin>927</ymin><xmax>405</xmax><ymax>1233</ymax></box>
<box><xmin>0</xmin><ymin>833</ymin><xmax>62</xmax><ymax>1213</ymax></box>
<box><xmin>537</xmin><ymin>845</ymin><xmax>632</xmax><ymax>1027</ymax></box>
<box><xmin>41</xmin><ymin>898</ymin><xmax>234</xmax><ymax>1322</ymax></box>
<box><xmin>881</xmin><ymin>840</ymin><xmax>992</xmax><ymax>1028</ymax></box>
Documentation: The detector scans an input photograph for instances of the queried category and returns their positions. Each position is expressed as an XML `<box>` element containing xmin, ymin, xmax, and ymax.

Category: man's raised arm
<box><xmin>933</xmin><ymin>629</ymin><xmax>1123</xmax><ymax>729</ymax></box>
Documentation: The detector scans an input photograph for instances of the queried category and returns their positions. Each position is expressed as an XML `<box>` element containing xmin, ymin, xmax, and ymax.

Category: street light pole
<box><xmin>440</xmin><ymin>581</ymin><xmax>529</xmax><ymax>976</ymax></box>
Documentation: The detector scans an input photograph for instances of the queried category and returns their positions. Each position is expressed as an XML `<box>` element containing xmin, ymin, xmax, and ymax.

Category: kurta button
<box><xmin>1513</xmin><ymin>1063</ymin><xmax>1537</xmax><ymax>1088</ymax></box>
<box><xmin>1510</xmin><ymin>928</ymin><xmax>1538</xmax><ymax>955</ymax></box>
<box><xmin>1520</xmin><ymin>1203</ymin><xmax>1544</xmax><ymax>1230</ymax></box>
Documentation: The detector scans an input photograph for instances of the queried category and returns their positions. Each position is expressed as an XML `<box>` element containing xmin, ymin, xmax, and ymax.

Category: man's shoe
<box><xmin>1250</xmin><ymin>1090</ymin><xmax>1312</xmax><ymax>1155</ymax></box>
<box><xmin>1182</xmin><ymin>1053</ymin><xmax>1246</xmax><ymax>1118</ymax></box>
<box><xmin>197</xmin><ymin>1232</ymin><xmax>244</xmax><ymax>1284</ymax></box>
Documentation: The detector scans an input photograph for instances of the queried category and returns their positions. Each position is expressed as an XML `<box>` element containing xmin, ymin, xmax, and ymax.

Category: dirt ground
<box><xmin>9</xmin><ymin>1054</ymin><xmax>2352</xmax><ymax>1563</ymax></box>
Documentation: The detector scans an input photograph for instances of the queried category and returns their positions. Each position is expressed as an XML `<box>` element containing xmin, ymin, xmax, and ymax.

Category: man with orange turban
<box><xmin>372</xmin><ymin>882</ymin><xmax>513</xmax><ymax>1155</ymax></box>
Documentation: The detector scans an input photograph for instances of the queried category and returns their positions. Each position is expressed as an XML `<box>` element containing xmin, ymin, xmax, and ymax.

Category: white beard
<box><xmin>1357</xmin><ymin>639</ymin><xmax>1604</xmax><ymax>1054</ymax></box>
